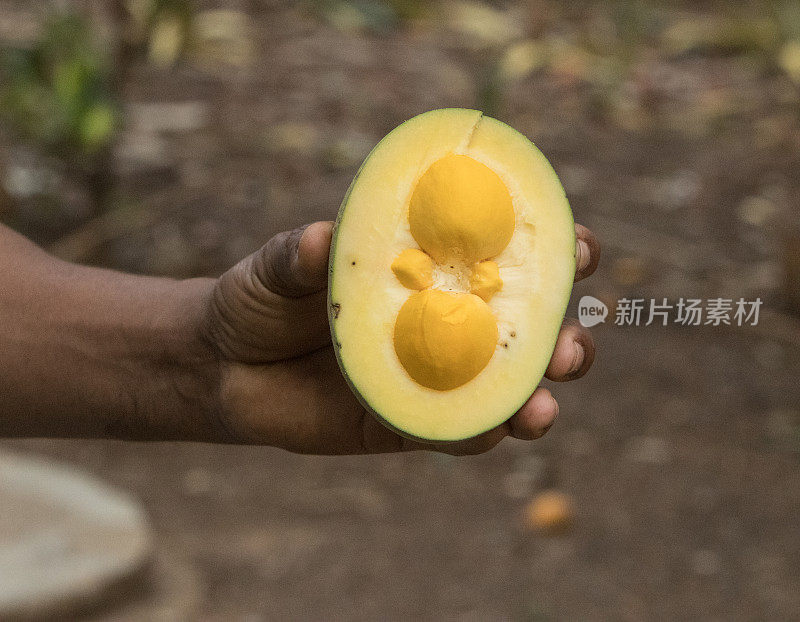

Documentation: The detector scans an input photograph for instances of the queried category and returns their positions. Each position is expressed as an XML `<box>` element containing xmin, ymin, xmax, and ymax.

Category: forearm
<box><xmin>0</xmin><ymin>225</ymin><xmax>227</xmax><ymax>441</ymax></box>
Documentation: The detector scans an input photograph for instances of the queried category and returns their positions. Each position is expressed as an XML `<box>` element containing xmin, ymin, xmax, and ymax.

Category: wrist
<box><xmin>2</xmin><ymin>260</ymin><xmax>229</xmax><ymax>441</ymax></box>
<box><xmin>109</xmin><ymin>275</ymin><xmax>233</xmax><ymax>442</ymax></box>
<box><xmin>0</xmin><ymin>224</ymin><xmax>233</xmax><ymax>441</ymax></box>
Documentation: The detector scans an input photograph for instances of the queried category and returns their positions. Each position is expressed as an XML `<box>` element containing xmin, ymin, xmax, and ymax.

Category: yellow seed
<box><xmin>470</xmin><ymin>260</ymin><xmax>503</xmax><ymax>301</ymax></box>
<box><xmin>391</xmin><ymin>248</ymin><xmax>434</xmax><ymax>290</ymax></box>
<box><xmin>408</xmin><ymin>154</ymin><xmax>515</xmax><ymax>264</ymax></box>
<box><xmin>393</xmin><ymin>289</ymin><xmax>498</xmax><ymax>391</ymax></box>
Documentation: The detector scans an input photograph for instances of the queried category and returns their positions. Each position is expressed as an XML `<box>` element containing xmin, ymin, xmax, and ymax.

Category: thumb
<box><xmin>206</xmin><ymin>221</ymin><xmax>334</xmax><ymax>363</ymax></box>
<box><xmin>252</xmin><ymin>221</ymin><xmax>333</xmax><ymax>298</ymax></box>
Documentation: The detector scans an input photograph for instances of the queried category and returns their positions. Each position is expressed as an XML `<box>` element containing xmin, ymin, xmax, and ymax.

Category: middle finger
<box><xmin>545</xmin><ymin>318</ymin><xmax>595</xmax><ymax>382</ymax></box>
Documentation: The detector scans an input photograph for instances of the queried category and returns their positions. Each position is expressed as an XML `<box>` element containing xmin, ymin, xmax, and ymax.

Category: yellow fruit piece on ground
<box><xmin>408</xmin><ymin>153</ymin><xmax>515</xmax><ymax>264</ymax></box>
<box><xmin>469</xmin><ymin>260</ymin><xmax>503</xmax><ymax>301</ymax></box>
<box><xmin>524</xmin><ymin>490</ymin><xmax>574</xmax><ymax>534</ymax></box>
<box><xmin>390</xmin><ymin>248</ymin><xmax>434</xmax><ymax>290</ymax></box>
<box><xmin>393</xmin><ymin>290</ymin><xmax>498</xmax><ymax>391</ymax></box>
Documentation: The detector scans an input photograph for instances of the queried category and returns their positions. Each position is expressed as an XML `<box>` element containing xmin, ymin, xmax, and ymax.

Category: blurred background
<box><xmin>1</xmin><ymin>0</ymin><xmax>800</xmax><ymax>619</ymax></box>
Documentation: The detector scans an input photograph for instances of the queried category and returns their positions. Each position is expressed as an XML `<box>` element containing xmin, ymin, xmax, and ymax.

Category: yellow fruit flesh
<box><xmin>469</xmin><ymin>260</ymin><xmax>503</xmax><ymax>302</ymax></box>
<box><xmin>390</xmin><ymin>248</ymin><xmax>434</xmax><ymax>290</ymax></box>
<box><xmin>408</xmin><ymin>154</ymin><xmax>515</xmax><ymax>264</ymax></box>
<box><xmin>394</xmin><ymin>290</ymin><xmax>498</xmax><ymax>391</ymax></box>
<box><xmin>391</xmin><ymin>154</ymin><xmax>513</xmax><ymax>390</ymax></box>
<box><xmin>329</xmin><ymin>109</ymin><xmax>575</xmax><ymax>442</ymax></box>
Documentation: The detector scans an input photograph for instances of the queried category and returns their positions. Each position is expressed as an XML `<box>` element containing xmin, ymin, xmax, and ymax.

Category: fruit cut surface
<box><xmin>329</xmin><ymin>108</ymin><xmax>575</xmax><ymax>442</ymax></box>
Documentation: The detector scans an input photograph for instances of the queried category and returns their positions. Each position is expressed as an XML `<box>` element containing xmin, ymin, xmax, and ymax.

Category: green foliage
<box><xmin>769</xmin><ymin>0</ymin><xmax>800</xmax><ymax>41</ymax></box>
<box><xmin>127</xmin><ymin>0</ymin><xmax>194</xmax><ymax>66</ymax></box>
<box><xmin>135</xmin><ymin>0</ymin><xmax>194</xmax><ymax>27</ymax></box>
<box><xmin>306</xmin><ymin>0</ymin><xmax>428</xmax><ymax>33</ymax></box>
<box><xmin>0</xmin><ymin>13</ymin><xmax>119</xmax><ymax>157</ymax></box>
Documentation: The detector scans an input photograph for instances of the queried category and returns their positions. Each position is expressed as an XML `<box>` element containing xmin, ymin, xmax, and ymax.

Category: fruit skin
<box><xmin>328</xmin><ymin>108</ymin><xmax>575</xmax><ymax>443</ymax></box>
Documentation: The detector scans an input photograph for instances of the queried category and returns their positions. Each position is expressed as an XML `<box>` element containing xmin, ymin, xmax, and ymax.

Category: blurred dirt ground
<box><xmin>2</xmin><ymin>0</ymin><xmax>800</xmax><ymax>619</ymax></box>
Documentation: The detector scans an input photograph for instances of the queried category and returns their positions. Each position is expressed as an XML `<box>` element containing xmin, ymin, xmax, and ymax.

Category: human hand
<box><xmin>201</xmin><ymin>221</ymin><xmax>599</xmax><ymax>454</ymax></box>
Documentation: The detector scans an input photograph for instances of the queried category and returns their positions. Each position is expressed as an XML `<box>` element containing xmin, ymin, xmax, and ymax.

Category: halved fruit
<box><xmin>328</xmin><ymin>108</ymin><xmax>575</xmax><ymax>442</ymax></box>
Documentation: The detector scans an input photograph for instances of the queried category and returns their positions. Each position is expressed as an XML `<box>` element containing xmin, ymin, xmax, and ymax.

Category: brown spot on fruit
<box><xmin>331</xmin><ymin>302</ymin><xmax>341</xmax><ymax>319</ymax></box>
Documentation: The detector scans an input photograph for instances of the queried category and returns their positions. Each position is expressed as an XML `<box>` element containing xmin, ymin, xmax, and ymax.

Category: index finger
<box><xmin>575</xmin><ymin>223</ymin><xmax>600</xmax><ymax>282</ymax></box>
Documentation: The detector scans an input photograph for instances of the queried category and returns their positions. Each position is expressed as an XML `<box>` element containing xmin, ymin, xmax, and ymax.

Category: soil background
<box><xmin>2</xmin><ymin>1</ymin><xmax>800</xmax><ymax>619</ymax></box>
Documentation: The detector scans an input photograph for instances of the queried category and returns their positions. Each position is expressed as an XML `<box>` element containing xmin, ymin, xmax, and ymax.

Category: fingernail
<box><xmin>289</xmin><ymin>225</ymin><xmax>310</xmax><ymax>258</ymax></box>
<box><xmin>568</xmin><ymin>342</ymin><xmax>585</xmax><ymax>376</ymax></box>
<box><xmin>577</xmin><ymin>239</ymin><xmax>590</xmax><ymax>271</ymax></box>
<box><xmin>535</xmin><ymin>400</ymin><xmax>557</xmax><ymax>438</ymax></box>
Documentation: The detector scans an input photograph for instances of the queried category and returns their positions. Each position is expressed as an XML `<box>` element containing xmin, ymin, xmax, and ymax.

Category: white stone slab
<box><xmin>0</xmin><ymin>451</ymin><xmax>153</xmax><ymax>620</ymax></box>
